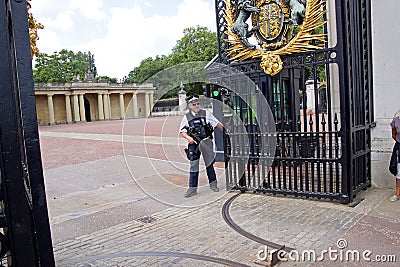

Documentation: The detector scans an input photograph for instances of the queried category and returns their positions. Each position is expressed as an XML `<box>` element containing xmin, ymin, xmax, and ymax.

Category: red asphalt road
<box><xmin>39</xmin><ymin>116</ymin><xmax>187</xmax><ymax>171</ymax></box>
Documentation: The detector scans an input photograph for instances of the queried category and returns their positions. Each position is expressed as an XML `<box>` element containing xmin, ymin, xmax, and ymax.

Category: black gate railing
<box><xmin>215</xmin><ymin>0</ymin><xmax>374</xmax><ymax>203</ymax></box>
<box><xmin>0</xmin><ymin>0</ymin><xmax>55</xmax><ymax>265</ymax></box>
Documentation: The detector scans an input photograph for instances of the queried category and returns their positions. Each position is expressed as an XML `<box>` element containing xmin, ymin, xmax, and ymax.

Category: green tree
<box><xmin>167</xmin><ymin>26</ymin><xmax>218</xmax><ymax>97</ymax></box>
<box><xmin>124</xmin><ymin>26</ymin><xmax>218</xmax><ymax>99</ymax></box>
<box><xmin>33</xmin><ymin>49</ymin><xmax>96</xmax><ymax>83</ymax></box>
<box><xmin>161</xmin><ymin>82</ymin><xmax>205</xmax><ymax>100</ymax></box>
<box><xmin>169</xmin><ymin>26</ymin><xmax>218</xmax><ymax>65</ymax></box>
<box><xmin>123</xmin><ymin>55</ymin><xmax>170</xmax><ymax>84</ymax></box>
<box><xmin>97</xmin><ymin>76</ymin><xmax>117</xmax><ymax>83</ymax></box>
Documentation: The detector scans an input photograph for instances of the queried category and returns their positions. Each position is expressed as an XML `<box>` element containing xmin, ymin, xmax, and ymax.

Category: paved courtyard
<box><xmin>39</xmin><ymin>118</ymin><xmax>400</xmax><ymax>266</ymax></box>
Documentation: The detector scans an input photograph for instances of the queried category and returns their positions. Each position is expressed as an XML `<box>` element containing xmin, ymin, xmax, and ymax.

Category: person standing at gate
<box><xmin>390</xmin><ymin>113</ymin><xmax>400</xmax><ymax>201</ymax></box>
<box><xmin>180</xmin><ymin>94</ymin><xmax>224</xmax><ymax>197</ymax></box>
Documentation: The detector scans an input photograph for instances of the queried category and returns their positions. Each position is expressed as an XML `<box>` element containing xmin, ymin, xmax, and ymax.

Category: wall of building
<box><xmin>70</xmin><ymin>95</ymin><xmax>77</xmax><ymax>121</ymax></box>
<box><xmin>110</xmin><ymin>93</ymin><xmax>120</xmax><ymax>119</ymax></box>
<box><xmin>137</xmin><ymin>94</ymin><xmax>145</xmax><ymax>117</ymax></box>
<box><xmin>53</xmin><ymin>94</ymin><xmax>67</xmax><ymax>123</ymax></box>
<box><xmin>371</xmin><ymin>0</ymin><xmax>400</xmax><ymax>188</ymax></box>
<box><xmin>36</xmin><ymin>95</ymin><xmax>49</xmax><ymax>125</ymax></box>
<box><xmin>34</xmin><ymin>81</ymin><xmax>156</xmax><ymax>125</ymax></box>
<box><xmin>124</xmin><ymin>93</ymin><xmax>133</xmax><ymax>118</ymax></box>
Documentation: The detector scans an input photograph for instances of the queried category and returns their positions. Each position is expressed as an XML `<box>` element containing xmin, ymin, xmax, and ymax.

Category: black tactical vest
<box><xmin>186</xmin><ymin>109</ymin><xmax>213</xmax><ymax>141</ymax></box>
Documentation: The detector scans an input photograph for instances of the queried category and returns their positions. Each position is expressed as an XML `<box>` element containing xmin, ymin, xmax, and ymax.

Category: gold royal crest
<box><xmin>225</xmin><ymin>0</ymin><xmax>327</xmax><ymax>76</ymax></box>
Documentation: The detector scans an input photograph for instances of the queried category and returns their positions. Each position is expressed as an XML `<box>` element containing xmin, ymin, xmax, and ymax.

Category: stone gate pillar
<box><xmin>178</xmin><ymin>83</ymin><xmax>187</xmax><ymax>114</ymax></box>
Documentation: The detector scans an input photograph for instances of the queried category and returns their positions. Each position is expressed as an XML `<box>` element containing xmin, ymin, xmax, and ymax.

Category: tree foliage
<box><xmin>124</xmin><ymin>26</ymin><xmax>218</xmax><ymax>99</ymax></box>
<box><xmin>33</xmin><ymin>26</ymin><xmax>218</xmax><ymax>90</ymax></box>
<box><xmin>33</xmin><ymin>49</ymin><xmax>97</xmax><ymax>83</ymax></box>
<box><xmin>97</xmin><ymin>76</ymin><xmax>117</xmax><ymax>83</ymax></box>
<box><xmin>123</xmin><ymin>55</ymin><xmax>170</xmax><ymax>84</ymax></box>
<box><xmin>169</xmin><ymin>26</ymin><xmax>218</xmax><ymax>65</ymax></box>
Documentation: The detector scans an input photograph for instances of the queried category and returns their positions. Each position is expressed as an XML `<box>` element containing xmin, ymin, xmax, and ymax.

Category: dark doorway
<box><xmin>84</xmin><ymin>98</ymin><xmax>91</xmax><ymax>122</ymax></box>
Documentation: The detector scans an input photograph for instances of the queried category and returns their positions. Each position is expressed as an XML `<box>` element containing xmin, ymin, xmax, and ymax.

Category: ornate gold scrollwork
<box><xmin>260</xmin><ymin>52</ymin><xmax>283</xmax><ymax>76</ymax></box>
<box><xmin>27</xmin><ymin>0</ymin><xmax>44</xmax><ymax>59</ymax></box>
<box><xmin>225</xmin><ymin>0</ymin><xmax>327</xmax><ymax>76</ymax></box>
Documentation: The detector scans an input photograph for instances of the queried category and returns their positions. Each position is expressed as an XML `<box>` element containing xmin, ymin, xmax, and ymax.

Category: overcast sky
<box><xmin>31</xmin><ymin>0</ymin><xmax>216</xmax><ymax>80</ymax></box>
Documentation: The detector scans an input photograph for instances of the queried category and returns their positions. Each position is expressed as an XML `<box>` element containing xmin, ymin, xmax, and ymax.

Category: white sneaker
<box><xmin>389</xmin><ymin>195</ymin><xmax>399</xmax><ymax>202</ymax></box>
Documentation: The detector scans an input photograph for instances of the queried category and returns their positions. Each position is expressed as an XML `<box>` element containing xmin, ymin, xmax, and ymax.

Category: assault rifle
<box><xmin>184</xmin><ymin>126</ymin><xmax>203</xmax><ymax>144</ymax></box>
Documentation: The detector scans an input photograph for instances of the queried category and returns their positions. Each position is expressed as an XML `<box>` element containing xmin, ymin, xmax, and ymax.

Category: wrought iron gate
<box><xmin>0</xmin><ymin>0</ymin><xmax>55</xmax><ymax>265</ymax></box>
<box><xmin>215</xmin><ymin>0</ymin><xmax>374</xmax><ymax>203</ymax></box>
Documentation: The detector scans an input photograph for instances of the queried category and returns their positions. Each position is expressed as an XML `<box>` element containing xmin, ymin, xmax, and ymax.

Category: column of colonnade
<box><xmin>103</xmin><ymin>93</ymin><xmax>111</xmax><ymax>120</ymax></box>
<box><xmin>107</xmin><ymin>94</ymin><xmax>112</xmax><ymax>119</ymax></box>
<box><xmin>119</xmin><ymin>93</ymin><xmax>125</xmax><ymax>119</ymax></box>
<box><xmin>65</xmin><ymin>94</ymin><xmax>73</xmax><ymax>123</ymax></box>
<box><xmin>47</xmin><ymin>94</ymin><xmax>55</xmax><ymax>125</ymax></box>
<box><xmin>131</xmin><ymin>93</ymin><xmax>138</xmax><ymax>118</ymax></box>
<box><xmin>79</xmin><ymin>94</ymin><xmax>86</xmax><ymax>122</ymax></box>
<box><xmin>98</xmin><ymin>93</ymin><xmax>105</xmax><ymax>120</ymax></box>
<box><xmin>73</xmin><ymin>94</ymin><xmax>80</xmax><ymax>122</ymax></box>
<box><xmin>149</xmin><ymin>92</ymin><xmax>154</xmax><ymax>116</ymax></box>
<box><xmin>145</xmin><ymin>92</ymin><xmax>151</xmax><ymax>117</ymax></box>
<box><xmin>43</xmin><ymin>90</ymin><xmax>152</xmax><ymax>124</ymax></box>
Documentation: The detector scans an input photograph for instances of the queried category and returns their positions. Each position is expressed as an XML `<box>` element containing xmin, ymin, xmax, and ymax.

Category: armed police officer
<box><xmin>180</xmin><ymin>94</ymin><xmax>224</xmax><ymax>197</ymax></box>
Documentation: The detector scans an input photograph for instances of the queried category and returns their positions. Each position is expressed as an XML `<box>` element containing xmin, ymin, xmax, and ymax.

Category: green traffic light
<box><xmin>213</xmin><ymin>90</ymin><xmax>220</xmax><ymax>97</ymax></box>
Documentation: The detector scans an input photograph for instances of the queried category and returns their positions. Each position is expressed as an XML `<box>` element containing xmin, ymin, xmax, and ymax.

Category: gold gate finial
<box><xmin>27</xmin><ymin>0</ymin><xmax>44</xmax><ymax>59</ymax></box>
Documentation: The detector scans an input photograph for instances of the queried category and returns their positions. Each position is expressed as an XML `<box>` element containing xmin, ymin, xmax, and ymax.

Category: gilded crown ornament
<box><xmin>225</xmin><ymin>0</ymin><xmax>327</xmax><ymax>76</ymax></box>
